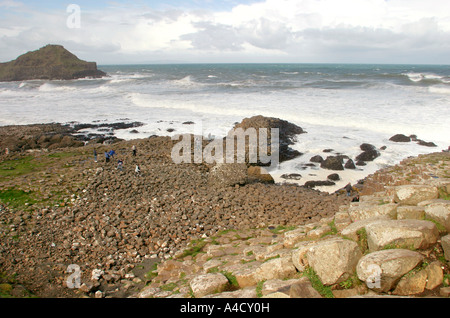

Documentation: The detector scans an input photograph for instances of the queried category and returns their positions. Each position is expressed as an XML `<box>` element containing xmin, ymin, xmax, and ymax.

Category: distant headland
<box><xmin>0</xmin><ymin>44</ymin><xmax>107</xmax><ymax>82</ymax></box>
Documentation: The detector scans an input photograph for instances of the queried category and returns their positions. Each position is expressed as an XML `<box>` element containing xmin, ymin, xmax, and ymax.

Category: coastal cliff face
<box><xmin>0</xmin><ymin>44</ymin><xmax>107</xmax><ymax>81</ymax></box>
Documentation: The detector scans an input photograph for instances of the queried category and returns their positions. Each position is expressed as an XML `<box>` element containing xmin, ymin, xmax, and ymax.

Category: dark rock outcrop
<box><xmin>280</xmin><ymin>173</ymin><xmax>303</xmax><ymax>180</ymax></box>
<box><xmin>389</xmin><ymin>134</ymin><xmax>411</xmax><ymax>142</ymax></box>
<box><xmin>0</xmin><ymin>44</ymin><xmax>107</xmax><ymax>82</ymax></box>
<box><xmin>231</xmin><ymin>115</ymin><xmax>306</xmax><ymax>164</ymax></box>
<box><xmin>304</xmin><ymin>180</ymin><xmax>336</xmax><ymax>188</ymax></box>
<box><xmin>344</xmin><ymin>159</ymin><xmax>356</xmax><ymax>169</ymax></box>
<box><xmin>320</xmin><ymin>156</ymin><xmax>344</xmax><ymax>171</ymax></box>
<box><xmin>310</xmin><ymin>155</ymin><xmax>324</xmax><ymax>163</ymax></box>
<box><xmin>356</xmin><ymin>143</ymin><xmax>380</xmax><ymax>163</ymax></box>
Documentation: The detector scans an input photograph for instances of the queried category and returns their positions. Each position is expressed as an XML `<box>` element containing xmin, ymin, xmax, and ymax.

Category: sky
<box><xmin>1</xmin><ymin>0</ymin><xmax>450</xmax><ymax>65</ymax></box>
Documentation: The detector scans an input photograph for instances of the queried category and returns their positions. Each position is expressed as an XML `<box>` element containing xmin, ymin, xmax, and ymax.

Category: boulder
<box><xmin>327</xmin><ymin>173</ymin><xmax>340</xmax><ymax>181</ymax></box>
<box><xmin>365</xmin><ymin>219</ymin><xmax>439</xmax><ymax>252</ymax></box>
<box><xmin>389</xmin><ymin>134</ymin><xmax>411</xmax><ymax>142</ymax></box>
<box><xmin>255</xmin><ymin>256</ymin><xmax>297</xmax><ymax>282</ymax></box>
<box><xmin>396</xmin><ymin>206</ymin><xmax>425</xmax><ymax>220</ymax></box>
<box><xmin>306</xmin><ymin>237</ymin><xmax>362</xmax><ymax>285</ymax></box>
<box><xmin>303</xmin><ymin>180</ymin><xmax>336</xmax><ymax>188</ymax></box>
<box><xmin>189</xmin><ymin>273</ymin><xmax>230</xmax><ymax>298</ymax></box>
<box><xmin>225</xmin><ymin>262</ymin><xmax>261</xmax><ymax>288</ymax></box>
<box><xmin>283</xmin><ymin>227</ymin><xmax>307</xmax><ymax>248</ymax></box>
<box><xmin>393</xmin><ymin>269</ymin><xmax>427</xmax><ymax>296</ymax></box>
<box><xmin>360</xmin><ymin>143</ymin><xmax>377</xmax><ymax>151</ymax></box>
<box><xmin>280</xmin><ymin>173</ymin><xmax>302</xmax><ymax>181</ymax></box>
<box><xmin>423</xmin><ymin>199</ymin><xmax>450</xmax><ymax>231</ymax></box>
<box><xmin>355</xmin><ymin>149</ymin><xmax>380</xmax><ymax>162</ymax></box>
<box><xmin>417</xmin><ymin>139</ymin><xmax>438</xmax><ymax>147</ymax></box>
<box><xmin>441</xmin><ymin>234</ymin><xmax>450</xmax><ymax>261</ymax></box>
<box><xmin>291</xmin><ymin>241</ymin><xmax>317</xmax><ymax>272</ymax></box>
<box><xmin>344</xmin><ymin>159</ymin><xmax>356</xmax><ymax>169</ymax></box>
<box><xmin>393</xmin><ymin>185</ymin><xmax>439</xmax><ymax>205</ymax></box>
<box><xmin>347</xmin><ymin>202</ymin><xmax>398</xmax><ymax>221</ymax></box>
<box><xmin>356</xmin><ymin>249</ymin><xmax>424</xmax><ymax>292</ymax></box>
<box><xmin>310</xmin><ymin>155</ymin><xmax>324</xmax><ymax>163</ymax></box>
<box><xmin>425</xmin><ymin>261</ymin><xmax>444</xmax><ymax>290</ymax></box>
<box><xmin>320</xmin><ymin>156</ymin><xmax>344</xmax><ymax>170</ymax></box>
<box><xmin>340</xmin><ymin>217</ymin><xmax>389</xmax><ymax>241</ymax></box>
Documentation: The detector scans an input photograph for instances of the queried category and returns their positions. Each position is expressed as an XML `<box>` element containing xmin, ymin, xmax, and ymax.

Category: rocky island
<box><xmin>0</xmin><ymin>44</ymin><xmax>107</xmax><ymax>82</ymax></box>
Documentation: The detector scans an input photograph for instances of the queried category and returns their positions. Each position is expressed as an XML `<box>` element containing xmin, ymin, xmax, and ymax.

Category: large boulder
<box><xmin>389</xmin><ymin>134</ymin><xmax>411</xmax><ymax>142</ymax></box>
<box><xmin>320</xmin><ymin>156</ymin><xmax>344</xmax><ymax>171</ymax></box>
<box><xmin>306</xmin><ymin>237</ymin><xmax>362</xmax><ymax>286</ymax></box>
<box><xmin>189</xmin><ymin>273</ymin><xmax>230</xmax><ymax>298</ymax></box>
<box><xmin>356</xmin><ymin>249</ymin><xmax>424</xmax><ymax>292</ymax></box>
<box><xmin>423</xmin><ymin>199</ymin><xmax>450</xmax><ymax>231</ymax></box>
<box><xmin>365</xmin><ymin>219</ymin><xmax>439</xmax><ymax>252</ymax></box>
<box><xmin>347</xmin><ymin>202</ymin><xmax>398</xmax><ymax>221</ymax></box>
<box><xmin>393</xmin><ymin>185</ymin><xmax>439</xmax><ymax>205</ymax></box>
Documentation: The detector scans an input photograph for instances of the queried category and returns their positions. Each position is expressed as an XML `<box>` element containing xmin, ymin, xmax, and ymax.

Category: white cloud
<box><xmin>0</xmin><ymin>0</ymin><xmax>449</xmax><ymax>64</ymax></box>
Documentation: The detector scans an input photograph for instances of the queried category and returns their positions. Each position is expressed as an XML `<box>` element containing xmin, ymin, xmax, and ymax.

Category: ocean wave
<box><xmin>402</xmin><ymin>72</ymin><xmax>448</xmax><ymax>84</ymax></box>
<box><xmin>428</xmin><ymin>86</ymin><xmax>450</xmax><ymax>95</ymax></box>
<box><xmin>172</xmin><ymin>75</ymin><xmax>200</xmax><ymax>87</ymax></box>
<box><xmin>38</xmin><ymin>83</ymin><xmax>77</xmax><ymax>92</ymax></box>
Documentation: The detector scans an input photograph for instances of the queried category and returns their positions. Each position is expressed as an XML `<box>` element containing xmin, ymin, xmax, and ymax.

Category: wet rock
<box><xmin>320</xmin><ymin>156</ymin><xmax>344</xmax><ymax>171</ymax></box>
<box><xmin>304</xmin><ymin>180</ymin><xmax>336</xmax><ymax>188</ymax></box>
<box><xmin>310</xmin><ymin>155</ymin><xmax>324</xmax><ymax>163</ymax></box>
<box><xmin>389</xmin><ymin>134</ymin><xmax>411</xmax><ymax>142</ymax></box>
<box><xmin>280</xmin><ymin>173</ymin><xmax>302</xmax><ymax>180</ymax></box>
<box><xmin>344</xmin><ymin>159</ymin><xmax>356</xmax><ymax>169</ymax></box>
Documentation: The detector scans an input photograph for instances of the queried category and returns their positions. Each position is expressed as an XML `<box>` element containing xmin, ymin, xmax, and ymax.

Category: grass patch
<box><xmin>0</xmin><ymin>156</ymin><xmax>44</xmax><ymax>180</ymax></box>
<box><xmin>256</xmin><ymin>281</ymin><xmax>265</xmax><ymax>298</ymax></box>
<box><xmin>269</xmin><ymin>225</ymin><xmax>295</xmax><ymax>235</ymax></box>
<box><xmin>0</xmin><ymin>188</ymin><xmax>37</xmax><ymax>209</ymax></box>
<box><xmin>178</xmin><ymin>239</ymin><xmax>208</xmax><ymax>259</ymax></box>
<box><xmin>47</xmin><ymin>152</ymin><xmax>79</xmax><ymax>159</ymax></box>
<box><xmin>302</xmin><ymin>267</ymin><xmax>334</xmax><ymax>298</ymax></box>
<box><xmin>438</xmin><ymin>188</ymin><xmax>450</xmax><ymax>201</ymax></box>
<box><xmin>143</xmin><ymin>262</ymin><xmax>159</xmax><ymax>283</ymax></box>
<box><xmin>356</xmin><ymin>228</ymin><xmax>369</xmax><ymax>254</ymax></box>
<box><xmin>221</xmin><ymin>271</ymin><xmax>239</xmax><ymax>289</ymax></box>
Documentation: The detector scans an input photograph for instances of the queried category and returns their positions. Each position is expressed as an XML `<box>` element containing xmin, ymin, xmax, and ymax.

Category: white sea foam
<box><xmin>1</xmin><ymin>64</ymin><xmax>448</xmax><ymax>193</ymax></box>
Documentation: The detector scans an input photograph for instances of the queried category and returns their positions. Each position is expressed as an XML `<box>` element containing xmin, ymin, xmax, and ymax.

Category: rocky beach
<box><xmin>0</xmin><ymin>118</ymin><xmax>449</xmax><ymax>299</ymax></box>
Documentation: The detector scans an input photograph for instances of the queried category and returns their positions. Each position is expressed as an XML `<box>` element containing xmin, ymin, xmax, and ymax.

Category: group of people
<box><xmin>93</xmin><ymin>145</ymin><xmax>140</xmax><ymax>175</ymax></box>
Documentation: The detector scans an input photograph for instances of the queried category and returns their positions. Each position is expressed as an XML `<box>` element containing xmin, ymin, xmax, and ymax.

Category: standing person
<box><xmin>105</xmin><ymin>151</ymin><xmax>110</xmax><ymax>163</ymax></box>
<box><xmin>117</xmin><ymin>159</ymin><xmax>123</xmax><ymax>171</ymax></box>
<box><xmin>93</xmin><ymin>149</ymin><xmax>98</xmax><ymax>162</ymax></box>
<box><xmin>135</xmin><ymin>165</ymin><xmax>140</xmax><ymax>175</ymax></box>
<box><xmin>132</xmin><ymin>145</ymin><xmax>137</xmax><ymax>157</ymax></box>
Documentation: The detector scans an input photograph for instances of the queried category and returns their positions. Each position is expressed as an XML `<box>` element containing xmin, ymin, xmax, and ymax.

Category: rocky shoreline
<box><xmin>0</xmin><ymin>120</ymin><xmax>449</xmax><ymax>299</ymax></box>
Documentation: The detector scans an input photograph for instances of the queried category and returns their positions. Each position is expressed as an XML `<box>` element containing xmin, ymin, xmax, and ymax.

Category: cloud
<box><xmin>0</xmin><ymin>0</ymin><xmax>450</xmax><ymax>64</ymax></box>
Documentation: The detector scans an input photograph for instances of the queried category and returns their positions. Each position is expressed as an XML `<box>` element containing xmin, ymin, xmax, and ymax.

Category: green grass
<box><xmin>0</xmin><ymin>188</ymin><xmax>37</xmax><ymax>209</ymax></box>
<box><xmin>177</xmin><ymin>239</ymin><xmax>208</xmax><ymax>259</ymax></box>
<box><xmin>269</xmin><ymin>225</ymin><xmax>296</xmax><ymax>235</ymax></box>
<box><xmin>0</xmin><ymin>156</ymin><xmax>44</xmax><ymax>180</ymax></box>
<box><xmin>302</xmin><ymin>267</ymin><xmax>334</xmax><ymax>298</ymax></box>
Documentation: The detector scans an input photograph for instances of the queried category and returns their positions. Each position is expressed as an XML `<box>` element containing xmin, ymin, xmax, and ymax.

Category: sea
<box><xmin>0</xmin><ymin>63</ymin><xmax>449</xmax><ymax>192</ymax></box>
